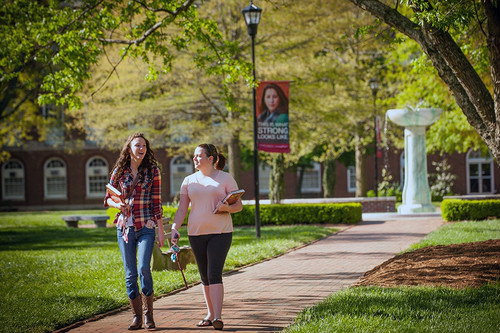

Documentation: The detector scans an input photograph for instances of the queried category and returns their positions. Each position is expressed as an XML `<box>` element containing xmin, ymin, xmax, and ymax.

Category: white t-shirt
<box><xmin>180</xmin><ymin>170</ymin><xmax>238</xmax><ymax>236</ymax></box>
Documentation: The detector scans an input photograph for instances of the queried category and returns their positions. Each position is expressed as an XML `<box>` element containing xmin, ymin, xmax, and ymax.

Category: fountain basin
<box><xmin>387</xmin><ymin>108</ymin><xmax>442</xmax><ymax>127</ymax></box>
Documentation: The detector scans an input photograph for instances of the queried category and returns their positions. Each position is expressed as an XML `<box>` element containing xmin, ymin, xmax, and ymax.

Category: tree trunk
<box><xmin>323</xmin><ymin>156</ymin><xmax>336</xmax><ymax>198</ymax></box>
<box><xmin>269</xmin><ymin>153</ymin><xmax>285</xmax><ymax>204</ymax></box>
<box><xmin>227</xmin><ymin>131</ymin><xmax>241</xmax><ymax>185</ymax></box>
<box><xmin>355</xmin><ymin>128</ymin><xmax>367</xmax><ymax>197</ymax></box>
<box><xmin>296</xmin><ymin>166</ymin><xmax>305</xmax><ymax>198</ymax></box>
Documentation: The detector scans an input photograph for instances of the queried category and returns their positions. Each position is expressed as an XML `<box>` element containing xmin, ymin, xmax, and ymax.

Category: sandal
<box><xmin>212</xmin><ymin>319</ymin><xmax>224</xmax><ymax>330</ymax></box>
<box><xmin>196</xmin><ymin>319</ymin><xmax>212</xmax><ymax>327</ymax></box>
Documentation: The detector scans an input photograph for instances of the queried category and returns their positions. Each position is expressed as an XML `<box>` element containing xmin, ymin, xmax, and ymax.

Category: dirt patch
<box><xmin>355</xmin><ymin>239</ymin><xmax>500</xmax><ymax>288</ymax></box>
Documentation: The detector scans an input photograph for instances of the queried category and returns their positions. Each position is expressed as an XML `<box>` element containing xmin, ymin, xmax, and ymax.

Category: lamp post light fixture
<box><xmin>369</xmin><ymin>77</ymin><xmax>380</xmax><ymax>197</ymax></box>
<box><xmin>242</xmin><ymin>1</ymin><xmax>262</xmax><ymax>238</ymax></box>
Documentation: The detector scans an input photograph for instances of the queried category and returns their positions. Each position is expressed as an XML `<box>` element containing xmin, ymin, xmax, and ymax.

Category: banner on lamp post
<box><xmin>256</xmin><ymin>81</ymin><xmax>290</xmax><ymax>153</ymax></box>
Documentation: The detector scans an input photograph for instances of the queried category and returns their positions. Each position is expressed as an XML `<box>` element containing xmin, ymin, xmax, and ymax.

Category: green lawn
<box><xmin>0</xmin><ymin>210</ymin><xmax>338</xmax><ymax>333</ymax></box>
<box><xmin>283</xmin><ymin>219</ymin><xmax>500</xmax><ymax>333</ymax></box>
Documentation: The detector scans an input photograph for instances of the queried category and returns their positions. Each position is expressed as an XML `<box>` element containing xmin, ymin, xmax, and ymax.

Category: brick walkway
<box><xmin>58</xmin><ymin>215</ymin><xmax>443</xmax><ymax>333</ymax></box>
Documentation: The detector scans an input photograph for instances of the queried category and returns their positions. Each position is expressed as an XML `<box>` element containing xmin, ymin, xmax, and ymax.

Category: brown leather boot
<box><xmin>128</xmin><ymin>295</ymin><xmax>143</xmax><ymax>330</ymax></box>
<box><xmin>142</xmin><ymin>293</ymin><xmax>156</xmax><ymax>329</ymax></box>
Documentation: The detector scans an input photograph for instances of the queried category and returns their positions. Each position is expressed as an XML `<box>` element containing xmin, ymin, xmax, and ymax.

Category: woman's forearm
<box><xmin>172</xmin><ymin>207</ymin><xmax>187</xmax><ymax>230</ymax></box>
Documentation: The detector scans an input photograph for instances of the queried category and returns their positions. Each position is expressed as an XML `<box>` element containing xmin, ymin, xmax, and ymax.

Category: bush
<box><xmin>368</xmin><ymin>168</ymin><xmax>402</xmax><ymax>202</ymax></box>
<box><xmin>441</xmin><ymin>199</ymin><xmax>500</xmax><ymax>221</ymax></box>
<box><xmin>111</xmin><ymin>203</ymin><xmax>362</xmax><ymax>226</ymax></box>
<box><xmin>429</xmin><ymin>159</ymin><xmax>456</xmax><ymax>201</ymax></box>
<box><xmin>233</xmin><ymin>203</ymin><xmax>362</xmax><ymax>226</ymax></box>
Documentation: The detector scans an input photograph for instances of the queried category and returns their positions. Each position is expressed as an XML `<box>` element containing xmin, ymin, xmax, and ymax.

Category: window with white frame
<box><xmin>2</xmin><ymin>159</ymin><xmax>25</xmax><ymax>200</ymax></box>
<box><xmin>44</xmin><ymin>158</ymin><xmax>67</xmax><ymax>199</ymax></box>
<box><xmin>347</xmin><ymin>166</ymin><xmax>356</xmax><ymax>193</ymax></box>
<box><xmin>466</xmin><ymin>150</ymin><xmax>495</xmax><ymax>194</ymax></box>
<box><xmin>259</xmin><ymin>163</ymin><xmax>271</xmax><ymax>194</ymax></box>
<box><xmin>300</xmin><ymin>162</ymin><xmax>321</xmax><ymax>193</ymax></box>
<box><xmin>86</xmin><ymin>157</ymin><xmax>108</xmax><ymax>197</ymax></box>
<box><xmin>170</xmin><ymin>156</ymin><xmax>193</xmax><ymax>195</ymax></box>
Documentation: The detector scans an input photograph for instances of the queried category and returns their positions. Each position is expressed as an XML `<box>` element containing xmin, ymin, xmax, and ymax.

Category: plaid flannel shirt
<box><xmin>104</xmin><ymin>166</ymin><xmax>162</xmax><ymax>230</ymax></box>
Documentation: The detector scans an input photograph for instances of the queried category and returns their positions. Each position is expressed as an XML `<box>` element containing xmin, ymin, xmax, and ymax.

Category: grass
<box><xmin>406</xmin><ymin>219</ymin><xmax>500</xmax><ymax>251</ymax></box>
<box><xmin>285</xmin><ymin>285</ymin><xmax>500</xmax><ymax>333</ymax></box>
<box><xmin>283</xmin><ymin>218</ymin><xmax>500</xmax><ymax>333</ymax></box>
<box><xmin>0</xmin><ymin>210</ymin><xmax>338</xmax><ymax>333</ymax></box>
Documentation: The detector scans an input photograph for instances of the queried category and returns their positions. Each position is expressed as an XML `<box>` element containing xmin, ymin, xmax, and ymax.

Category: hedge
<box><xmin>441</xmin><ymin>199</ymin><xmax>500</xmax><ymax>221</ymax></box>
<box><xmin>165</xmin><ymin>203</ymin><xmax>362</xmax><ymax>226</ymax></box>
<box><xmin>108</xmin><ymin>203</ymin><xmax>362</xmax><ymax>226</ymax></box>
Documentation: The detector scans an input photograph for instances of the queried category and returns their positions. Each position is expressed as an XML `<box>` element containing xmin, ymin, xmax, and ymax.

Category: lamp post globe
<box><xmin>242</xmin><ymin>1</ymin><xmax>262</xmax><ymax>238</ymax></box>
<box><xmin>369</xmin><ymin>77</ymin><xmax>379</xmax><ymax>96</ymax></box>
<box><xmin>242</xmin><ymin>2</ymin><xmax>262</xmax><ymax>37</ymax></box>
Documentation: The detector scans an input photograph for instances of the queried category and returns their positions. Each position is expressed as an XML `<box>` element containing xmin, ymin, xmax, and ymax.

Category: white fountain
<box><xmin>386</xmin><ymin>106</ymin><xmax>442</xmax><ymax>214</ymax></box>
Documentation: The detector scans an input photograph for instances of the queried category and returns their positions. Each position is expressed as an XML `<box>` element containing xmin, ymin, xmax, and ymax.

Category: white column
<box><xmin>399</xmin><ymin>126</ymin><xmax>434</xmax><ymax>213</ymax></box>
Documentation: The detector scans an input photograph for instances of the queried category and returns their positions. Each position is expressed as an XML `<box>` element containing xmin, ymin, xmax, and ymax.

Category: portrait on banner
<box><xmin>256</xmin><ymin>81</ymin><xmax>290</xmax><ymax>153</ymax></box>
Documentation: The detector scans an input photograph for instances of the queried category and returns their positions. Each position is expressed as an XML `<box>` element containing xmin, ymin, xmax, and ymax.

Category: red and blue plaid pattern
<box><xmin>104</xmin><ymin>166</ymin><xmax>162</xmax><ymax>230</ymax></box>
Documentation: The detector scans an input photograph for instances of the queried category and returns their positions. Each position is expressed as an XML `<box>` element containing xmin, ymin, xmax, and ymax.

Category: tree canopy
<box><xmin>347</xmin><ymin>0</ymin><xmax>500</xmax><ymax>163</ymax></box>
<box><xmin>2</xmin><ymin>0</ymin><xmax>497</xmax><ymax>177</ymax></box>
<box><xmin>0</xmin><ymin>0</ymin><xmax>248</xmax><ymax>160</ymax></box>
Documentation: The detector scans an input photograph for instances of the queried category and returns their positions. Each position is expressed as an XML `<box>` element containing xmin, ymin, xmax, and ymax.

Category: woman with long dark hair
<box><xmin>258</xmin><ymin>83</ymin><xmax>289</xmax><ymax>125</ymax></box>
<box><xmin>104</xmin><ymin>133</ymin><xmax>164</xmax><ymax>330</ymax></box>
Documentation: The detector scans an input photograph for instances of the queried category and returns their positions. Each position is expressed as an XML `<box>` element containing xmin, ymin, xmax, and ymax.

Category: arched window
<box><xmin>2</xmin><ymin>159</ymin><xmax>25</xmax><ymax>200</ymax></box>
<box><xmin>300</xmin><ymin>162</ymin><xmax>321</xmax><ymax>193</ymax></box>
<box><xmin>170</xmin><ymin>156</ymin><xmax>193</xmax><ymax>196</ymax></box>
<box><xmin>466</xmin><ymin>150</ymin><xmax>495</xmax><ymax>194</ymax></box>
<box><xmin>44</xmin><ymin>158</ymin><xmax>67</xmax><ymax>199</ymax></box>
<box><xmin>86</xmin><ymin>157</ymin><xmax>109</xmax><ymax>197</ymax></box>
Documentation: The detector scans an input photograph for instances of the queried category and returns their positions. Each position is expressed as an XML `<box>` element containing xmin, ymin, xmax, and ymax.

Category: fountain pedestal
<box><xmin>386</xmin><ymin>107</ymin><xmax>442</xmax><ymax>214</ymax></box>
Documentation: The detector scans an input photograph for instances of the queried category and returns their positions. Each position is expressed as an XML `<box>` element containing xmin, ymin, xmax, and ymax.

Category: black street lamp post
<box><xmin>242</xmin><ymin>1</ymin><xmax>262</xmax><ymax>238</ymax></box>
<box><xmin>369</xmin><ymin>78</ymin><xmax>380</xmax><ymax>197</ymax></box>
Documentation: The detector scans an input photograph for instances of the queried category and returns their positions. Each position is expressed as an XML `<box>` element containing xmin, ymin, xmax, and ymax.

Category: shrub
<box><xmin>367</xmin><ymin>168</ymin><xmax>402</xmax><ymax>202</ymax></box>
<box><xmin>110</xmin><ymin>203</ymin><xmax>362</xmax><ymax>226</ymax></box>
<box><xmin>429</xmin><ymin>159</ymin><xmax>456</xmax><ymax>201</ymax></box>
<box><xmin>441</xmin><ymin>199</ymin><xmax>500</xmax><ymax>221</ymax></box>
<box><xmin>233</xmin><ymin>203</ymin><xmax>362</xmax><ymax>226</ymax></box>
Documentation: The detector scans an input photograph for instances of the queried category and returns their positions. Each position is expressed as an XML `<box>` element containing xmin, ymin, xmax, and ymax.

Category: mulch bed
<box><xmin>355</xmin><ymin>239</ymin><xmax>500</xmax><ymax>288</ymax></box>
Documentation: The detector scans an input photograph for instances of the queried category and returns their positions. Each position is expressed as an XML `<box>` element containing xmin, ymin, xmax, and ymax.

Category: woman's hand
<box><xmin>218</xmin><ymin>199</ymin><xmax>243</xmax><ymax>214</ymax></box>
<box><xmin>217</xmin><ymin>202</ymin><xmax>230</xmax><ymax>214</ymax></box>
<box><xmin>119</xmin><ymin>203</ymin><xmax>128</xmax><ymax>216</ymax></box>
<box><xmin>106</xmin><ymin>197</ymin><xmax>125</xmax><ymax>211</ymax></box>
<box><xmin>171</xmin><ymin>229</ymin><xmax>180</xmax><ymax>244</ymax></box>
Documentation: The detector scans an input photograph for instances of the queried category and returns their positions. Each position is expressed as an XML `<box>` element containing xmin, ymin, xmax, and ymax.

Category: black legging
<box><xmin>189</xmin><ymin>233</ymin><xmax>232</xmax><ymax>285</ymax></box>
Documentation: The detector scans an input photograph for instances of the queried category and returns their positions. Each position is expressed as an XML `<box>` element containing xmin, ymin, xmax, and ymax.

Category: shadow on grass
<box><xmin>0</xmin><ymin>227</ymin><xmax>116</xmax><ymax>251</ymax></box>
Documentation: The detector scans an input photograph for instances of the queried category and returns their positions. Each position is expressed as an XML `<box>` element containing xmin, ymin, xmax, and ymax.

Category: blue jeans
<box><xmin>117</xmin><ymin>226</ymin><xmax>155</xmax><ymax>300</ymax></box>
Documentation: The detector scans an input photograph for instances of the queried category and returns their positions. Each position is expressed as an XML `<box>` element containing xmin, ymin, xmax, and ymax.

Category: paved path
<box><xmin>58</xmin><ymin>215</ymin><xmax>443</xmax><ymax>333</ymax></box>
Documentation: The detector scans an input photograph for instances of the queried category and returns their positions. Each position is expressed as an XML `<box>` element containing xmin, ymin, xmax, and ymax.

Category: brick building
<box><xmin>1</xmin><ymin>142</ymin><xmax>499</xmax><ymax>211</ymax></box>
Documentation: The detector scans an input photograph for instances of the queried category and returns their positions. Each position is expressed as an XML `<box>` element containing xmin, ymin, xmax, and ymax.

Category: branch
<box><xmin>199</xmin><ymin>88</ymin><xmax>227</xmax><ymax>122</ymax></box>
<box><xmin>132</xmin><ymin>0</ymin><xmax>174</xmax><ymax>14</ymax></box>
<box><xmin>347</xmin><ymin>0</ymin><xmax>422</xmax><ymax>42</ymax></box>
<box><xmin>94</xmin><ymin>0</ymin><xmax>196</xmax><ymax>46</ymax></box>
<box><xmin>91</xmin><ymin>44</ymin><xmax>132</xmax><ymax>98</ymax></box>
